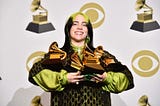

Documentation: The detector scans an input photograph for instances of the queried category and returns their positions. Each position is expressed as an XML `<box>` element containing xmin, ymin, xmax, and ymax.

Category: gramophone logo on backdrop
<box><xmin>130</xmin><ymin>0</ymin><xmax>160</xmax><ymax>32</ymax></box>
<box><xmin>79</xmin><ymin>2</ymin><xmax>105</xmax><ymax>29</ymax></box>
<box><xmin>26</xmin><ymin>0</ymin><xmax>55</xmax><ymax>33</ymax></box>
<box><xmin>131</xmin><ymin>50</ymin><xmax>160</xmax><ymax>77</ymax></box>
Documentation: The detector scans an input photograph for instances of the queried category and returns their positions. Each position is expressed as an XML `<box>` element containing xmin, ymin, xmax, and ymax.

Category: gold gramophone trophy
<box><xmin>42</xmin><ymin>42</ymin><xmax>67</xmax><ymax>64</ymax></box>
<box><xmin>130</xmin><ymin>0</ymin><xmax>160</xmax><ymax>32</ymax></box>
<box><xmin>26</xmin><ymin>0</ymin><xmax>55</xmax><ymax>33</ymax></box>
<box><xmin>42</xmin><ymin>42</ymin><xmax>114</xmax><ymax>81</ymax></box>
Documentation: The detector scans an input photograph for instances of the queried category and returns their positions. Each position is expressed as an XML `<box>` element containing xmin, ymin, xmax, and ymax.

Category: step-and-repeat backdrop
<box><xmin>0</xmin><ymin>0</ymin><xmax>160</xmax><ymax>106</ymax></box>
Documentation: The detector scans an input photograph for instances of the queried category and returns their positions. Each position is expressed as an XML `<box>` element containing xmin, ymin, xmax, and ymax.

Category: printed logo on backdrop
<box><xmin>26</xmin><ymin>0</ymin><xmax>55</xmax><ymax>33</ymax></box>
<box><xmin>131</xmin><ymin>50</ymin><xmax>160</xmax><ymax>77</ymax></box>
<box><xmin>80</xmin><ymin>2</ymin><xmax>105</xmax><ymax>29</ymax></box>
<box><xmin>26</xmin><ymin>51</ymin><xmax>46</xmax><ymax>71</ymax></box>
<box><xmin>130</xmin><ymin>0</ymin><xmax>160</xmax><ymax>32</ymax></box>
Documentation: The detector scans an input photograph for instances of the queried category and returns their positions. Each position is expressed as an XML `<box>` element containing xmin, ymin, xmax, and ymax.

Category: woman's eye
<box><xmin>82</xmin><ymin>23</ymin><xmax>87</xmax><ymax>26</ymax></box>
<box><xmin>72</xmin><ymin>22</ymin><xmax>78</xmax><ymax>25</ymax></box>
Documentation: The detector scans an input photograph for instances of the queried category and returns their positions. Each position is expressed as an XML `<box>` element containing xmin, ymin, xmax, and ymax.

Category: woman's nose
<box><xmin>77</xmin><ymin>24</ymin><xmax>83</xmax><ymax>29</ymax></box>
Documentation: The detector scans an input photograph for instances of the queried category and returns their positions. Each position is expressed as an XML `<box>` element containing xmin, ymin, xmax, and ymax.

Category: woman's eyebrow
<box><xmin>73</xmin><ymin>21</ymin><xmax>87</xmax><ymax>24</ymax></box>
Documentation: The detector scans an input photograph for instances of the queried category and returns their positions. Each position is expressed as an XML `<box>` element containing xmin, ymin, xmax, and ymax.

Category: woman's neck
<box><xmin>71</xmin><ymin>43</ymin><xmax>84</xmax><ymax>49</ymax></box>
<box><xmin>71</xmin><ymin>41</ymin><xmax>85</xmax><ymax>47</ymax></box>
<box><xmin>71</xmin><ymin>43</ymin><xmax>85</xmax><ymax>60</ymax></box>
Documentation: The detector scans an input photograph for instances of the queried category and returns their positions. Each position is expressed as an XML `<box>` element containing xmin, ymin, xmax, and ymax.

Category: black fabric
<box><xmin>51</xmin><ymin>83</ymin><xmax>111</xmax><ymax>106</ymax></box>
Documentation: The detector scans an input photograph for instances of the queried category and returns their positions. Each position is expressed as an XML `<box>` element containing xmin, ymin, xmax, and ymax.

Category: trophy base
<box><xmin>26</xmin><ymin>22</ymin><xmax>55</xmax><ymax>33</ymax></box>
<box><xmin>130</xmin><ymin>20</ymin><xmax>160</xmax><ymax>32</ymax></box>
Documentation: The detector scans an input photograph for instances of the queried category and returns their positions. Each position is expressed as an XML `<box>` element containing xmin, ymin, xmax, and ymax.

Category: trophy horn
<box><xmin>31</xmin><ymin>0</ymin><xmax>41</xmax><ymax>12</ymax></box>
<box><xmin>49</xmin><ymin>42</ymin><xmax>67</xmax><ymax>60</ymax></box>
<box><xmin>135</xmin><ymin>0</ymin><xmax>145</xmax><ymax>11</ymax></box>
<box><xmin>135</xmin><ymin>0</ymin><xmax>153</xmax><ymax>12</ymax></box>
<box><xmin>31</xmin><ymin>0</ymin><xmax>47</xmax><ymax>12</ymax></box>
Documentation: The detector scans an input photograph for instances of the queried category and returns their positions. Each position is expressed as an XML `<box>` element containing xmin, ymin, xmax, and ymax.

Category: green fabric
<box><xmin>33</xmin><ymin>68</ymin><xmax>129</xmax><ymax>93</ymax></box>
<box><xmin>71</xmin><ymin>43</ymin><xmax>84</xmax><ymax>60</ymax></box>
<box><xmin>102</xmin><ymin>71</ymin><xmax>129</xmax><ymax>93</ymax></box>
<box><xmin>33</xmin><ymin>69</ymin><xmax>68</xmax><ymax>92</ymax></box>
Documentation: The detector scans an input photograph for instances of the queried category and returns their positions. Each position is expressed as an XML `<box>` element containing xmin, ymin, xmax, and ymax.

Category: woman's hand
<box><xmin>90</xmin><ymin>72</ymin><xmax>107</xmax><ymax>83</ymax></box>
<box><xmin>67</xmin><ymin>71</ymin><xmax>84</xmax><ymax>84</ymax></box>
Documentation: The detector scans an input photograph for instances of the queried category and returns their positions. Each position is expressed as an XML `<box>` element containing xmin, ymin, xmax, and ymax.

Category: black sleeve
<box><xmin>100</xmin><ymin>51</ymin><xmax>134</xmax><ymax>90</ymax></box>
<box><xmin>28</xmin><ymin>53</ymin><xmax>64</xmax><ymax>85</ymax></box>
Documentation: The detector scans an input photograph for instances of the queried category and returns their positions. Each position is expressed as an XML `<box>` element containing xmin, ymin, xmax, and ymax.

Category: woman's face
<box><xmin>70</xmin><ymin>14</ymin><xmax>88</xmax><ymax>46</ymax></box>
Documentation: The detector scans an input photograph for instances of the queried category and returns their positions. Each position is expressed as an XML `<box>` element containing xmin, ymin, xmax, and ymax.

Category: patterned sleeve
<box><xmin>102</xmin><ymin>71</ymin><xmax>129</xmax><ymax>93</ymax></box>
<box><xmin>100</xmin><ymin>51</ymin><xmax>134</xmax><ymax>93</ymax></box>
<box><xmin>28</xmin><ymin>54</ymin><xmax>68</xmax><ymax>92</ymax></box>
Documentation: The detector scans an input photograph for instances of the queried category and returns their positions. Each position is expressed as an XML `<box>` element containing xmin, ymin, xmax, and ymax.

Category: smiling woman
<box><xmin>28</xmin><ymin>12</ymin><xmax>134</xmax><ymax>106</ymax></box>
